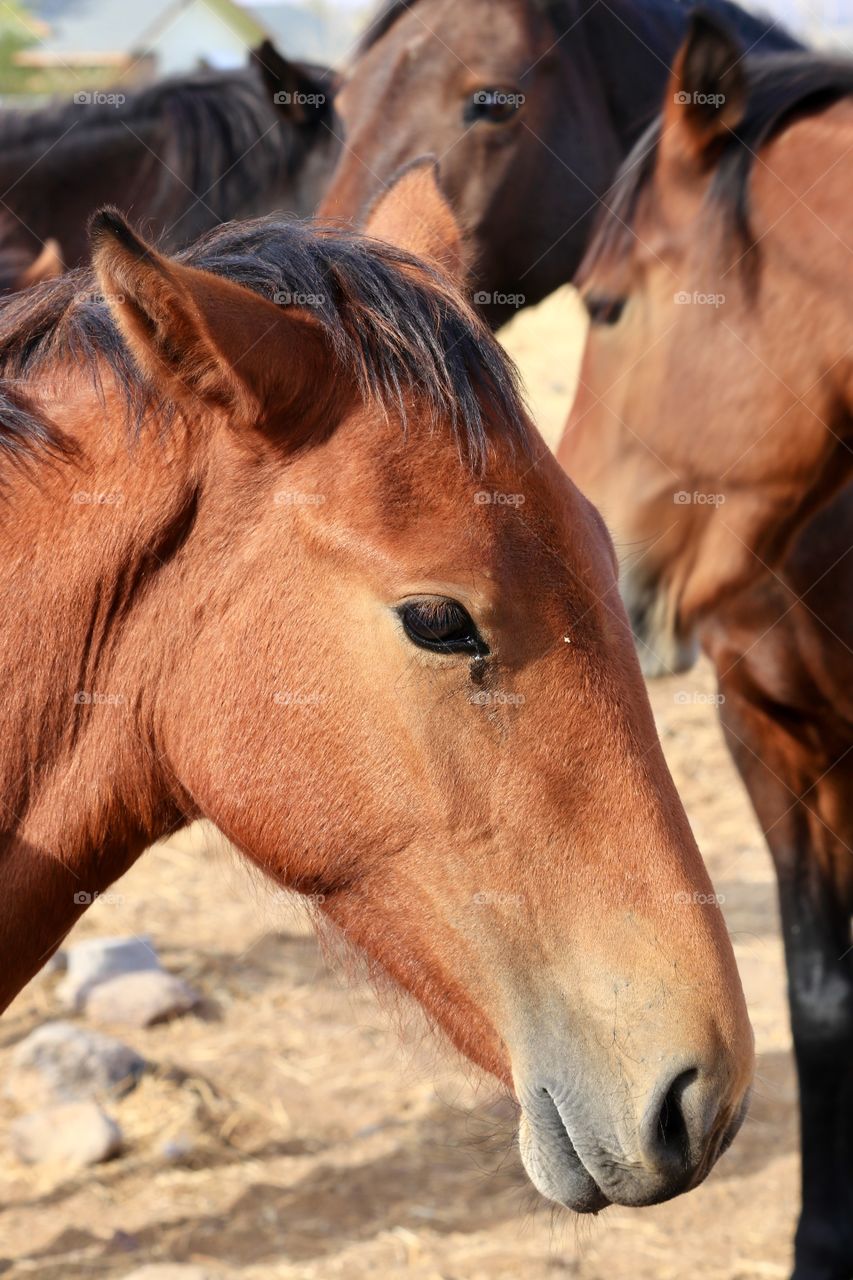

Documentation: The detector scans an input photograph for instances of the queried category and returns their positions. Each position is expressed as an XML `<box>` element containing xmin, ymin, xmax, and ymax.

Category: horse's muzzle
<box><xmin>517</xmin><ymin>1062</ymin><xmax>750</xmax><ymax>1211</ymax></box>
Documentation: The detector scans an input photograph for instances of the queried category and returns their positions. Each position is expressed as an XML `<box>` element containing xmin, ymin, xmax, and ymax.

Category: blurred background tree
<box><xmin>0</xmin><ymin>2</ymin><xmax>39</xmax><ymax>94</ymax></box>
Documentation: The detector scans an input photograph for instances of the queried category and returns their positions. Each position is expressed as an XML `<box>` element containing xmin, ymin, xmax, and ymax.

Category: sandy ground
<box><xmin>0</xmin><ymin>291</ymin><xmax>797</xmax><ymax>1280</ymax></box>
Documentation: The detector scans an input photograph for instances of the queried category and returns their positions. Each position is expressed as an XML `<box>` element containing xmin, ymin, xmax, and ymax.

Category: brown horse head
<box><xmin>319</xmin><ymin>0</ymin><xmax>796</xmax><ymax>326</ymax></box>
<box><xmin>559</xmin><ymin>14</ymin><xmax>853</xmax><ymax>675</ymax></box>
<box><xmin>1</xmin><ymin>165</ymin><xmax>751</xmax><ymax>1211</ymax></box>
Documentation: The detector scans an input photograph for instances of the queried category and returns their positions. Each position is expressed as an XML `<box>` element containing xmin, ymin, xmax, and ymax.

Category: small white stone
<box><xmin>7</xmin><ymin>1021</ymin><xmax>146</xmax><ymax>1105</ymax></box>
<box><xmin>57</xmin><ymin>936</ymin><xmax>161</xmax><ymax>1010</ymax></box>
<box><xmin>10</xmin><ymin>1100</ymin><xmax>121</xmax><ymax>1166</ymax></box>
<box><xmin>85</xmin><ymin>971</ymin><xmax>200</xmax><ymax>1028</ymax></box>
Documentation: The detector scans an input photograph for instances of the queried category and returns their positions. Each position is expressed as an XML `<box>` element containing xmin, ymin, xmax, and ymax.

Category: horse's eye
<box><xmin>584</xmin><ymin>295</ymin><xmax>627</xmax><ymax>327</ymax></box>
<box><xmin>464</xmin><ymin>87</ymin><xmax>524</xmax><ymax>125</ymax></box>
<box><xmin>399</xmin><ymin>598</ymin><xmax>488</xmax><ymax>657</ymax></box>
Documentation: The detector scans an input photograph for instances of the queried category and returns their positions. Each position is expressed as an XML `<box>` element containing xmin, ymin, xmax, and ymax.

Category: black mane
<box><xmin>582</xmin><ymin>47</ymin><xmax>853</xmax><ymax>281</ymax></box>
<box><xmin>0</xmin><ymin>217</ymin><xmax>529</xmax><ymax>471</ymax></box>
<box><xmin>0</xmin><ymin>70</ymin><xmax>307</xmax><ymax>236</ymax></box>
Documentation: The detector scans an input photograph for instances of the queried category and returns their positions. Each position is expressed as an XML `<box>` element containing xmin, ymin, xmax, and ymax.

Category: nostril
<box><xmin>636</xmin><ymin>1066</ymin><xmax>749</xmax><ymax>1203</ymax></box>
<box><xmin>642</xmin><ymin>1066</ymin><xmax>706</xmax><ymax>1180</ymax></box>
<box><xmin>654</xmin><ymin>1068</ymin><xmax>696</xmax><ymax>1165</ymax></box>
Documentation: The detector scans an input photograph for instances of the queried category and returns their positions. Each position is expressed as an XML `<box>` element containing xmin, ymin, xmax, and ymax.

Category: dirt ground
<box><xmin>0</xmin><ymin>292</ymin><xmax>797</xmax><ymax>1280</ymax></box>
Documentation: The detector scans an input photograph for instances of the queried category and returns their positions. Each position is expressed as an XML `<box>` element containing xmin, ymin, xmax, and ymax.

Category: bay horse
<box><xmin>0</xmin><ymin>41</ymin><xmax>338</xmax><ymax>292</ymax></box>
<box><xmin>0</xmin><ymin>162</ymin><xmax>754</xmax><ymax>1215</ymax></box>
<box><xmin>319</xmin><ymin>0</ymin><xmax>797</xmax><ymax>326</ymax></box>
<box><xmin>558</xmin><ymin>15</ymin><xmax>853</xmax><ymax>1277</ymax></box>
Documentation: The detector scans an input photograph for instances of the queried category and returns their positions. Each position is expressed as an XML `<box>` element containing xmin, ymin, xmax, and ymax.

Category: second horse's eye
<box><xmin>399</xmin><ymin>598</ymin><xmax>488</xmax><ymax>657</ymax></box>
<box><xmin>465</xmin><ymin>88</ymin><xmax>524</xmax><ymax>125</ymax></box>
<box><xmin>584</xmin><ymin>295</ymin><xmax>627</xmax><ymax>327</ymax></box>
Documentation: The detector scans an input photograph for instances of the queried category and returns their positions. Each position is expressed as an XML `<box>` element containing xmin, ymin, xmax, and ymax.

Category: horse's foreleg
<box><xmin>778</xmin><ymin>846</ymin><xmax>853</xmax><ymax>1280</ymax></box>
<box><xmin>718</xmin><ymin>687</ymin><xmax>853</xmax><ymax>1280</ymax></box>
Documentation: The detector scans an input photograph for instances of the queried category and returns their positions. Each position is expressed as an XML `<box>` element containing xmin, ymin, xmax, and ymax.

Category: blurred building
<box><xmin>244</xmin><ymin>3</ymin><xmax>365</xmax><ymax>63</ymax></box>
<box><xmin>14</xmin><ymin>0</ymin><xmax>364</xmax><ymax>88</ymax></box>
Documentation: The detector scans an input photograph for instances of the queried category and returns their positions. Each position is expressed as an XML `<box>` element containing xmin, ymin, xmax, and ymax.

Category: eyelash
<box><xmin>398</xmin><ymin>598</ymin><xmax>489</xmax><ymax>657</ymax></box>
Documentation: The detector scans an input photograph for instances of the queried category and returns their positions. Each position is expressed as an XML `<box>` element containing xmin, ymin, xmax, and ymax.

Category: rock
<box><xmin>10</xmin><ymin>1100</ymin><xmax>121</xmax><ymax>1166</ymax></box>
<box><xmin>85</xmin><ymin>971</ymin><xmax>200</xmax><ymax>1028</ymax></box>
<box><xmin>121</xmin><ymin>1268</ymin><xmax>221</xmax><ymax>1280</ymax></box>
<box><xmin>7</xmin><ymin>1021</ymin><xmax>146</xmax><ymax>1105</ymax></box>
<box><xmin>57</xmin><ymin>937</ymin><xmax>161</xmax><ymax>1010</ymax></box>
<box><xmin>160</xmin><ymin>1134</ymin><xmax>195</xmax><ymax>1163</ymax></box>
<box><xmin>43</xmin><ymin>949</ymin><xmax>68</xmax><ymax>975</ymax></box>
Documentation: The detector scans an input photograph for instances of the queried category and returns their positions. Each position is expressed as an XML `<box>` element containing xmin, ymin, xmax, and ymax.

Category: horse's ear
<box><xmin>363</xmin><ymin>158</ymin><xmax>469</xmax><ymax>284</ymax></box>
<box><xmin>90</xmin><ymin>209</ymin><xmax>331</xmax><ymax>434</ymax></box>
<box><xmin>251</xmin><ymin>39</ymin><xmax>333</xmax><ymax>130</ymax></box>
<box><xmin>658</xmin><ymin>12</ymin><xmax>747</xmax><ymax>173</ymax></box>
<box><xmin>19</xmin><ymin>239</ymin><xmax>64</xmax><ymax>289</ymax></box>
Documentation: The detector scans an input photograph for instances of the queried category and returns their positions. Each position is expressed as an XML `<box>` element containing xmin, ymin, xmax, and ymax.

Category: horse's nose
<box><xmin>637</xmin><ymin>1064</ymin><xmax>747</xmax><ymax>1200</ymax></box>
<box><xmin>517</xmin><ymin>1056</ymin><xmax>751</xmax><ymax>1212</ymax></box>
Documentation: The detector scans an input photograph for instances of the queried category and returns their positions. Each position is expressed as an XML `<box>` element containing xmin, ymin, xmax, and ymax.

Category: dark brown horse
<box><xmin>0</xmin><ymin>165</ymin><xmax>753</xmax><ymax>1216</ymax></box>
<box><xmin>0</xmin><ymin>41</ymin><xmax>338</xmax><ymax>291</ymax></box>
<box><xmin>320</xmin><ymin>0</ymin><xmax>797</xmax><ymax>325</ymax></box>
<box><xmin>559</xmin><ymin>17</ymin><xmax>853</xmax><ymax>1278</ymax></box>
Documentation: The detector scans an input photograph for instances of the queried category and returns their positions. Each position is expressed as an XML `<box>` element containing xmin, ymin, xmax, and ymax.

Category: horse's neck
<box><xmin>0</xmin><ymin>74</ymin><xmax>294</xmax><ymax>258</ymax></box>
<box><xmin>147</xmin><ymin>72</ymin><xmax>297</xmax><ymax>234</ymax></box>
<box><xmin>0</xmin><ymin>402</ymin><xmax>197</xmax><ymax>1007</ymax></box>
